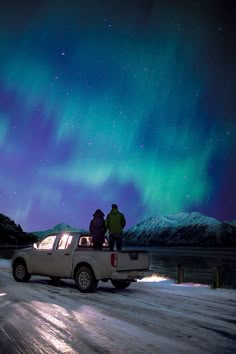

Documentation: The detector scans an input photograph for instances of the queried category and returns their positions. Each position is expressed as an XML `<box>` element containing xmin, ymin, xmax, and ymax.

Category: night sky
<box><xmin>0</xmin><ymin>0</ymin><xmax>235</xmax><ymax>231</ymax></box>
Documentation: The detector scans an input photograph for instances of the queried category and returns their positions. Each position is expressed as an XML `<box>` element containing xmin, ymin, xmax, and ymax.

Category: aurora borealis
<box><xmin>0</xmin><ymin>0</ymin><xmax>235</xmax><ymax>231</ymax></box>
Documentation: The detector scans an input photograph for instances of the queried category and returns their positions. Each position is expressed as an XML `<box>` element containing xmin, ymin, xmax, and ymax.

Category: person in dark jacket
<box><xmin>89</xmin><ymin>209</ymin><xmax>107</xmax><ymax>250</ymax></box>
<box><xmin>105</xmin><ymin>204</ymin><xmax>126</xmax><ymax>251</ymax></box>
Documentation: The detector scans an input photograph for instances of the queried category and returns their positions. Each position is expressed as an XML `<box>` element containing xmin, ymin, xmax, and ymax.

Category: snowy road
<box><xmin>0</xmin><ymin>260</ymin><xmax>236</xmax><ymax>354</ymax></box>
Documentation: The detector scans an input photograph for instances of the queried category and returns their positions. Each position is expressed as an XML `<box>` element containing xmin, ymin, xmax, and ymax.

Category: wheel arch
<box><xmin>73</xmin><ymin>262</ymin><xmax>95</xmax><ymax>280</ymax></box>
<box><xmin>12</xmin><ymin>254</ymin><xmax>31</xmax><ymax>273</ymax></box>
<box><xmin>13</xmin><ymin>256</ymin><xmax>27</xmax><ymax>268</ymax></box>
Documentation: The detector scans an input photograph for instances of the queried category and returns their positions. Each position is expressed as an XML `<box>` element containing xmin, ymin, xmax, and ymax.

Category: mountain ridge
<box><xmin>124</xmin><ymin>212</ymin><xmax>236</xmax><ymax>246</ymax></box>
<box><xmin>32</xmin><ymin>222</ymin><xmax>88</xmax><ymax>238</ymax></box>
<box><xmin>1</xmin><ymin>211</ymin><xmax>236</xmax><ymax>247</ymax></box>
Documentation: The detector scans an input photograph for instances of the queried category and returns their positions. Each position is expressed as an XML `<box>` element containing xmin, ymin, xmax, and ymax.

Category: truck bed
<box><xmin>78</xmin><ymin>235</ymin><xmax>150</xmax><ymax>272</ymax></box>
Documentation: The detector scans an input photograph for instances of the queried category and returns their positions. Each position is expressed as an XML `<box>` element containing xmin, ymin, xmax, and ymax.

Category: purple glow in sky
<box><xmin>0</xmin><ymin>0</ymin><xmax>235</xmax><ymax>231</ymax></box>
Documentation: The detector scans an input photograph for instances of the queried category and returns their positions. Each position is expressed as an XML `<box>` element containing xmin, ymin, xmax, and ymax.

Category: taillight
<box><xmin>111</xmin><ymin>253</ymin><xmax>118</xmax><ymax>267</ymax></box>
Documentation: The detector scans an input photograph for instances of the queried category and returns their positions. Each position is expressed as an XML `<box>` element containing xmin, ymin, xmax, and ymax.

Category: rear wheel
<box><xmin>75</xmin><ymin>266</ymin><xmax>98</xmax><ymax>293</ymax></box>
<box><xmin>111</xmin><ymin>280</ymin><xmax>131</xmax><ymax>289</ymax></box>
<box><xmin>13</xmin><ymin>260</ymin><xmax>31</xmax><ymax>282</ymax></box>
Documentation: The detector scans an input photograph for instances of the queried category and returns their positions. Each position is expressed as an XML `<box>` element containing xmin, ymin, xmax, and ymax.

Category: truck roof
<box><xmin>45</xmin><ymin>231</ymin><xmax>90</xmax><ymax>238</ymax></box>
<box><xmin>42</xmin><ymin>231</ymin><xmax>109</xmax><ymax>248</ymax></box>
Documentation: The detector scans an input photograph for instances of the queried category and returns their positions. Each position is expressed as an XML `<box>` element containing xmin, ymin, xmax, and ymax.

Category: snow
<box><xmin>129</xmin><ymin>212</ymin><xmax>221</xmax><ymax>234</ymax></box>
<box><xmin>0</xmin><ymin>259</ymin><xmax>11</xmax><ymax>271</ymax></box>
<box><xmin>1</xmin><ymin>259</ymin><xmax>236</xmax><ymax>353</ymax></box>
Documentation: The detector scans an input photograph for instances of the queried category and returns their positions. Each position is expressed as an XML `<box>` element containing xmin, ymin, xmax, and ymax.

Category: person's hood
<box><xmin>93</xmin><ymin>209</ymin><xmax>105</xmax><ymax>217</ymax></box>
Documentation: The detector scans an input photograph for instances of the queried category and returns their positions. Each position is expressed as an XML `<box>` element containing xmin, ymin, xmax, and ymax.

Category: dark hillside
<box><xmin>0</xmin><ymin>213</ymin><xmax>38</xmax><ymax>246</ymax></box>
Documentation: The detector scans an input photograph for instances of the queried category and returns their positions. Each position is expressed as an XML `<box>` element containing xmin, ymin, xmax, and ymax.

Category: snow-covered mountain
<box><xmin>32</xmin><ymin>223</ymin><xmax>88</xmax><ymax>238</ymax></box>
<box><xmin>127</xmin><ymin>212</ymin><xmax>220</xmax><ymax>233</ymax></box>
<box><xmin>124</xmin><ymin>212</ymin><xmax>236</xmax><ymax>247</ymax></box>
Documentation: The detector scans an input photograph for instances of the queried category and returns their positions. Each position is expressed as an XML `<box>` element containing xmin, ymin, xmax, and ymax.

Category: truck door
<box><xmin>49</xmin><ymin>233</ymin><xmax>74</xmax><ymax>277</ymax></box>
<box><xmin>31</xmin><ymin>235</ymin><xmax>57</xmax><ymax>274</ymax></box>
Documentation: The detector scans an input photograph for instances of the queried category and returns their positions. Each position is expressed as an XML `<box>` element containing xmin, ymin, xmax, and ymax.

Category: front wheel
<box><xmin>13</xmin><ymin>260</ymin><xmax>31</xmax><ymax>282</ymax></box>
<box><xmin>111</xmin><ymin>280</ymin><xmax>131</xmax><ymax>289</ymax></box>
<box><xmin>75</xmin><ymin>266</ymin><xmax>98</xmax><ymax>293</ymax></box>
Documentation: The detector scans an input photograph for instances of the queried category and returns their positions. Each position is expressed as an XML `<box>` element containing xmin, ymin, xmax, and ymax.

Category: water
<box><xmin>149</xmin><ymin>247</ymin><xmax>236</xmax><ymax>288</ymax></box>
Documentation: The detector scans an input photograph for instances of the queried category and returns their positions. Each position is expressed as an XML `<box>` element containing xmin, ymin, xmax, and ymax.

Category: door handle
<box><xmin>47</xmin><ymin>252</ymin><xmax>52</xmax><ymax>255</ymax></box>
<box><xmin>64</xmin><ymin>253</ymin><xmax>70</xmax><ymax>256</ymax></box>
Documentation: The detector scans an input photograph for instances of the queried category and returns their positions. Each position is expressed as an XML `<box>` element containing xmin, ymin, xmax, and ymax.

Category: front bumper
<box><xmin>111</xmin><ymin>270</ymin><xmax>153</xmax><ymax>280</ymax></box>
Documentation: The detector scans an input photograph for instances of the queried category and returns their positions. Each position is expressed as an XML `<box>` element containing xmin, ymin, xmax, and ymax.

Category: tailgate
<box><xmin>117</xmin><ymin>251</ymin><xmax>150</xmax><ymax>271</ymax></box>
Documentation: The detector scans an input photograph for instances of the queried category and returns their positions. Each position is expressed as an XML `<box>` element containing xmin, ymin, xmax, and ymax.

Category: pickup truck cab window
<box><xmin>57</xmin><ymin>234</ymin><xmax>73</xmax><ymax>250</ymax></box>
<box><xmin>79</xmin><ymin>236</ymin><xmax>90</xmax><ymax>247</ymax></box>
<box><xmin>38</xmin><ymin>235</ymin><xmax>56</xmax><ymax>250</ymax></box>
<box><xmin>78</xmin><ymin>236</ymin><xmax>109</xmax><ymax>248</ymax></box>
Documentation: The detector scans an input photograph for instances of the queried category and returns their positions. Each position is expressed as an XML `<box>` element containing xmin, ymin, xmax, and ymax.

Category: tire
<box><xmin>75</xmin><ymin>266</ymin><xmax>98</xmax><ymax>293</ymax></box>
<box><xmin>13</xmin><ymin>260</ymin><xmax>31</xmax><ymax>282</ymax></box>
<box><xmin>111</xmin><ymin>280</ymin><xmax>131</xmax><ymax>289</ymax></box>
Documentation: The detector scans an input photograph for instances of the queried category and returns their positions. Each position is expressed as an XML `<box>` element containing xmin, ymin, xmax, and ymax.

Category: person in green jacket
<box><xmin>105</xmin><ymin>204</ymin><xmax>126</xmax><ymax>251</ymax></box>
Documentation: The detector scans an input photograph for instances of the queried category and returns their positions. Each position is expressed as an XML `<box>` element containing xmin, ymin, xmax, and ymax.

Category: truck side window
<box><xmin>38</xmin><ymin>235</ymin><xmax>56</xmax><ymax>250</ymax></box>
<box><xmin>57</xmin><ymin>234</ymin><xmax>73</xmax><ymax>250</ymax></box>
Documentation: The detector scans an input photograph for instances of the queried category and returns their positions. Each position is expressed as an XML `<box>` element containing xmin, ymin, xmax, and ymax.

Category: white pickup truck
<box><xmin>12</xmin><ymin>232</ymin><xmax>152</xmax><ymax>292</ymax></box>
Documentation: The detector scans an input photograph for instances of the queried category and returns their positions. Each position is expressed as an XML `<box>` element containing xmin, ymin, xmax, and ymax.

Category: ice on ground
<box><xmin>0</xmin><ymin>259</ymin><xmax>11</xmax><ymax>271</ymax></box>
